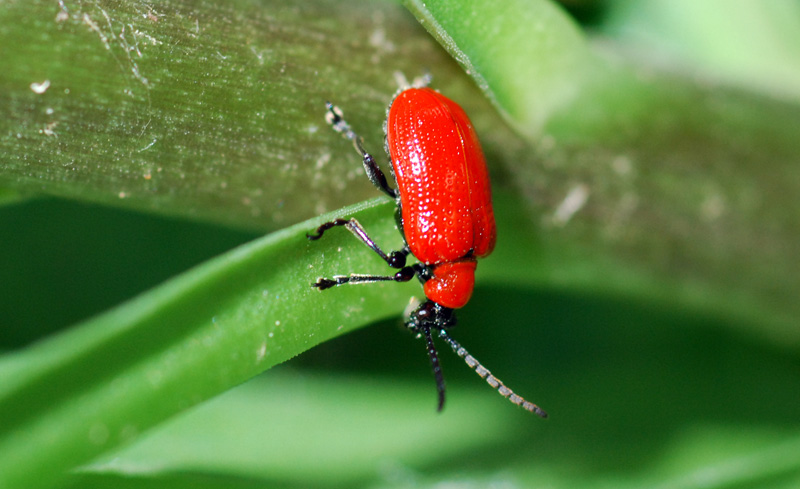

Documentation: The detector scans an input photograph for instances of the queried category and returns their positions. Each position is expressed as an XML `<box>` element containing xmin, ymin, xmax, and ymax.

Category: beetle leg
<box><xmin>308</xmin><ymin>218</ymin><xmax>418</xmax><ymax>288</ymax></box>
<box><xmin>306</xmin><ymin>218</ymin><xmax>348</xmax><ymax>240</ymax></box>
<box><xmin>325</xmin><ymin>102</ymin><xmax>398</xmax><ymax>199</ymax></box>
<box><xmin>356</xmin><ymin>141</ymin><xmax>398</xmax><ymax>199</ymax></box>
<box><xmin>307</xmin><ymin>218</ymin><xmax>409</xmax><ymax>268</ymax></box>
<box><xmin>312</xmin><ymin>268</ymin><xmax>415</xmax><ymax>289</ymax></box>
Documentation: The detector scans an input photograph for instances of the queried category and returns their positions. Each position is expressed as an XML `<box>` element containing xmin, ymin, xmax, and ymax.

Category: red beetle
<box><xmin>309</xmin><ymin>86</ymin><xmax>546</xmax><ymax>417</ymax></box>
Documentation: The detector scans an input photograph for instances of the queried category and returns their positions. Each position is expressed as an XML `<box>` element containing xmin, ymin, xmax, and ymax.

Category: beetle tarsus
<box><xmin>311</xmin><ymin>278</ymin><xmax>338</xmax><ymax>289</ymax></box>
<box><xmin>307</xmin><ymin>218</ymin><xmax>350</xmax><ymax>240</ymax></box>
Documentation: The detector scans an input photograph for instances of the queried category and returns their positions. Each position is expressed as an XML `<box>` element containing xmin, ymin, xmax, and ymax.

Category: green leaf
<box><xmin>3</xmin><ymin>1</ymin><xmax>800</xmax><ymax>488</ymax></box>
<box><xmin>0</xmin><ymin>0</ymin><xmax>478</xmax><ymax>230</ymax></box>
<box><xmin>77</xmin><ymin>371</ymin><xmax>517</xmax><ymax>485</ymax></box>
<box><xmin>403</xmin><ymin>0</ymin><xmax>800</xmax><ymax>345</ymax></box>
<box><xmin>47</xmin><ymin>282</ymin><xmax>800</xmax><ymax>488</ymax></box>
<box><xmin>404</xmin><ymin>0</ymin><xmax>590</xmax><ymax>134</ymax></box>
<box><xmin>0</xmin><ymin>198</ymin><xmax>416</xmax><ymax>489</ymax></box>
<box><xmin>601</xmin><ymin>0</ymin><xmax>800</xmax><ymax>100</ymax></box>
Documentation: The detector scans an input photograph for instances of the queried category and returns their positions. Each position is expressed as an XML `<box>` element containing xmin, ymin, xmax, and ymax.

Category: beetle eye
<box><xmin>416</xmin><ymin>301</ymin><xmax>436</xmax><ymax>321</ymax></box>
<box><xmin>403</xmin><ymin>300</ymin><xmax>433</xmax><ymax>329</ymax></box>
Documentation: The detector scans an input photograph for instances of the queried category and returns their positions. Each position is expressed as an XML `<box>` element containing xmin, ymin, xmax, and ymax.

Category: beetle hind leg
<box><xmin>325</xmin><ymin>102</ymin><xmax>398</xmax><ymax>199</ymax></box>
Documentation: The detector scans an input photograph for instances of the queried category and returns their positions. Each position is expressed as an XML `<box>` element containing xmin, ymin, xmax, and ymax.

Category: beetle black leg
<box><xmin>306</xmin><ymin>218</ymin><xmax>348</xmax><ymax>240</ymax></box>
<box><xmin>307</xmin><ymin>218</ymin><xmax>409</xmax><ymax>269</ymax></box>
<box><xmin>325</xmin><ymin>102</ymin><xmax>398</xmax><ymax>199</ymax></box>
<box><xmin>312</xmin><ymin>268</ymin><xmax>416</xmax><ymax>289</ymax></box>
<box><xmin>308</xmin><ymin>217</ymin><xmax>419</xmax><ymax>289</ymax></box>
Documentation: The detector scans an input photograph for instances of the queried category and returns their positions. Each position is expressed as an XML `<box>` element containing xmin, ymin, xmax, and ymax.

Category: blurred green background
<box><xmin>1</xmin><ymin>0</ymin><xmax>799</xmax><ymax>488</ymax></box>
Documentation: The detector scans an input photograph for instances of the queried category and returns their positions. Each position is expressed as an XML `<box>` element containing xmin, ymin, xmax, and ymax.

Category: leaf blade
<box><xmin>0</xmin><ymin>197</ymin><xmax>413</xmax><ymax>489</ymax></box>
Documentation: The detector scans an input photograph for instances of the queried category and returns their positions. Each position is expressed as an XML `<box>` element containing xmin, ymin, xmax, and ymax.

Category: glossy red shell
<box><xmin>387</xmin><ymin>88</ymin><xmax>496</xmax><ymax>309</ymax></box>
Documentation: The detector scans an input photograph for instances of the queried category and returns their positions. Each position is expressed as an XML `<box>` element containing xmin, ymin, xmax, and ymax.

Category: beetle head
<box><xmin>405</xmin><ymin>299</ymin><xmax>456</xmax><ymax>333</ymax></box>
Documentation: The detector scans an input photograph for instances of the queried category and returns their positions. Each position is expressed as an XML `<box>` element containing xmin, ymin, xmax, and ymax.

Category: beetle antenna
<box><xmin>421</xmin><ymin>326</ymin><xmax>446</xmax><ymax>412</ymax></box>
<box><xmin>438</xmin><ymin>329</ymin><xmax>548</xmax><ymax>418</ymax></box>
